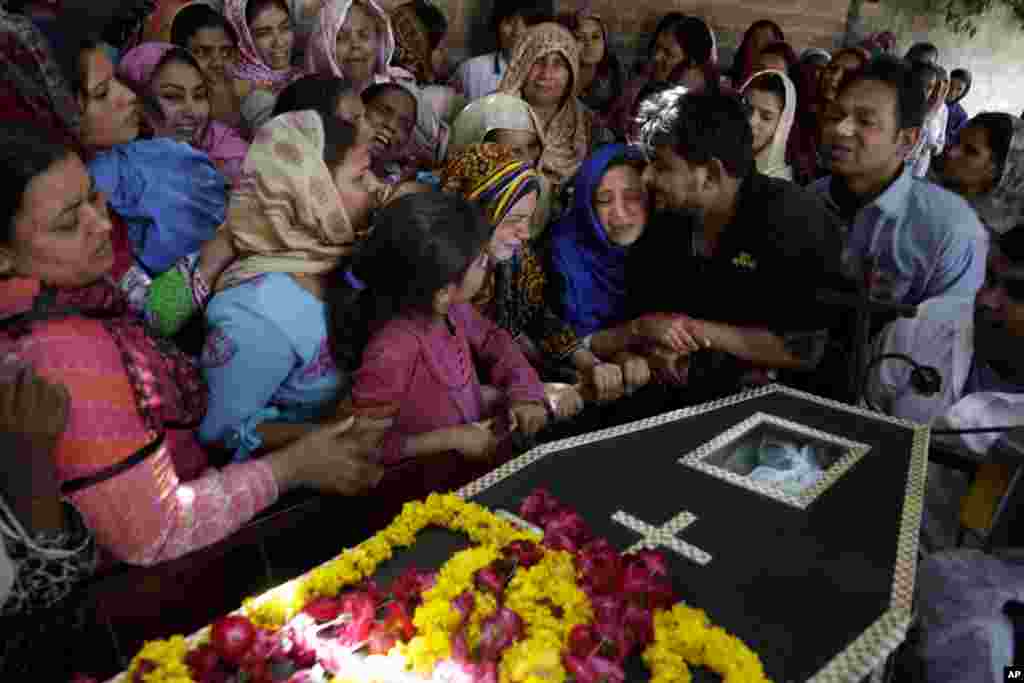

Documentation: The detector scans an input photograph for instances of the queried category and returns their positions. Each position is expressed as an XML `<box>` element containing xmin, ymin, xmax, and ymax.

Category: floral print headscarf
<box><xmin>498</xmin><ymin>22</ymin><xmax>592</xmax><ymax>187</ymax></box>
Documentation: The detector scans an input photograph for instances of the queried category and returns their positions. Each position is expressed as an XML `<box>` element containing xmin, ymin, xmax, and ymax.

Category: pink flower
<box><xmin>453</xmin><ymin>591</ymin><xmax>475</xmax><ymax>622</ymax></box>
<box><xmin>567</xmin><ymin>623</ymin><xmax>600</xmax><ymax>658</ymax></box>
<box><xmin>543</xmin><ymin>510</ymin><xmax>592</xmax><ymax>545</ymax></box>
<box><xmin>390</xmin><ymin>567</ymin><xmax>436</xmax><ymax>609</ymax></box>
<box><xmin>477</xmin><ymin>607</ymin><xmax>524</xmax><ymax>662</ymax></box>
<box><xmin>503</xmin><ymin>539</ymin><xmax>544</xmax><ymax>568</ymax></box>
<box><xmin>302</xmin><ymin>597</ymin><xmax>345</xmax><ymax>623</ymax></box>
<box><xmin>576</xmin><ymin>540</ymin><xmax>624</xmax><ymax>595</ymax></box>
<box><xmin>563</xmin><ymin>653</ymin><xmax>626</xmax><ymax>683</ymax></box>
<box><xmin>337</xmin><ymin>591</ymin><xmax>375</xmax><ymax>645</ymax></box>
<box><xmin>519</xmin><ymin>488</ymin><xmax>561</xmax><ymax>525</ymax></box>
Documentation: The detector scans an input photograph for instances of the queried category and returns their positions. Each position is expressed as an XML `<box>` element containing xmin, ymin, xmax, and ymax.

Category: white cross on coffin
<box><xmin>611</xmin><ymin>509</ymin><xmax>712</xmax><ymax>566</ymax></box>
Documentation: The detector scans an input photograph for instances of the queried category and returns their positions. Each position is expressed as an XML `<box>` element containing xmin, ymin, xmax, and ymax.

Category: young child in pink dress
<box><xmin>328</xmin><ymin>191</ymin><xmax>548</xmax><ymax>466</ymax></box>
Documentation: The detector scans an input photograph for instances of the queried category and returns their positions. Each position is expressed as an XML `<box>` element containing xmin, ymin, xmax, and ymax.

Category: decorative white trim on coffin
<box><xmin>456</xmin><ymin>383</ymin><xmax>929</xmax><ymax>683</ymax></box>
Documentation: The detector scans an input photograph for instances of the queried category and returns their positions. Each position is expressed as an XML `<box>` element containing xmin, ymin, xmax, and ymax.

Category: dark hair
<box><xmin>904</xmin><ymin>42</ymin><xmax>938</xmax><ymax>64</ymax></box>
<box><xmin>968</xmin><ymin>112</ymin><xmax>1016</xmax><ymax>185</ymax></box>
<box><xmin>171</xmin><ymin>4</ymin><xmax>240</xmax><ymax>48</ymax></box>
<box><xmin>731</xmin><ymin>20</ymin><xmax>785</xmax><ymax>78</ymax></box>
<box><xmin>950</xmin><ymin>67</ymin><xmax>970</xmax><ymax>82</ymax></box>
<box><xmin>327</xmin><ymin>192</ymin><xmax>493</xmax><ymax>371</ymax></box>
<box><xmin>839</xmin><ymin>56</ymin><xmax>928</xmax><ymax>130</ymax></box>
<box><xmin>646</xmin><ymin>12</ymin><xmax>686</xmax><ymax>59</ymax></box>
<box><xmin>361</xmin><ymin>82</ymin><xmax>419</xmax><ymax>119</ymax></box>
<box><xmin>745</xmin><ymin>72</ymin><xmax>787</xmax><ymax>108</ymax></box>
<box><xmin>53</xmin><ymin>33</ymin><xmax>105</xmax><ymax>98</ymax></box>
<box><xmin>654</xmin><ymin>15</ymin><xmax>714</xmax><ymax>70</ymax></box>
<box><xmin>274</xmin><ymin>74</ymin><xmax>357</xmax><ymax>120</ymax></box>
<box><xmin>0</xmin><ymin>122</ymin><xmax>73</xmax><ymax>244</ymax></box>
<box><xmin>560</xmin><ymin>12</ymin><xmax>622</xmax><ymax>83</ymax></box>
<box><xmin>910</xmin><ymin>58</ymin><xmax>942</xmax><ymax>84</ymax></box>
<box><xmin>490</xmin><ymin>0</ymin><xmax>548</xmax><ymax>38</ymax></box>
<box><xmin>757</xmin><ymin>40</ymin><xmax>798</xmax><ymax>71</ymax></box>
<box><xmin>639</xmin><ymin>87</ymin><xmax>754</xmax><ymax>180</ymax></box>
<box><xmin>411</xmin><ymin>0</ymin><xmax>449</xmax><ymax>51</ymax></box>
<box><xmin>321</xmin><ymin>114</ymin><xmax>360</xmax><ymax>171</ymax></box>
<box><xmin>245</xmin><ymin>0</ymin><xmax>290</xmax><ymax>27</ymax></box>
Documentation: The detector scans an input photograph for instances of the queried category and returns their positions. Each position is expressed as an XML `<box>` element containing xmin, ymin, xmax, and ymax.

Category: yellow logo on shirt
<box><xmin>732</xmin><ymin>252</ymin><xmax>757</xmax><ymax>270</ymax></box>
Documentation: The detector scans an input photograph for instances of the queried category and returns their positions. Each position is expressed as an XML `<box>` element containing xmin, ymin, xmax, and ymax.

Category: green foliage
<box><xmin>904</xmin><ymin>0</ymin><xmax>1024</xmax><ymax>35</ymax></box>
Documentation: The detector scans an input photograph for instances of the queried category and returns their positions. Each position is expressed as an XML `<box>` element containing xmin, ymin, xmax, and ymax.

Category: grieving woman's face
<box><xmin>523</xmin><ymin>52</ymin><xmax>572</xmax><ymax>109</ymax></box>
<box><xmin>486</xmin><ymin>128</ymin><xmax>542</xmax><ymax>167</ymax></box>
<box><xmin>249</xmin><ymin>1</ymin><xmax>294</xmax><ymax>70</ymax></box>
<box><xmin>490</xmin><ymin>191</ymin><xmax>537</xmax><ymax>261</ymax></box>
<box><xmin>939</xmin><ymin>124</ymin><xmax>998</xmax><ymax>198</ymax></box>
<box><xmin>747</xmin><ymin>87</ymin><xmax>783</xmax><ymax>156</ymax></box>
<box><xmin>332</xmin><ymin>141</ymin><xmax>384</xmax><ymax>234</ymax></box>
<box><xmin>2</xmin><ymin>154</ymin><xmax>115</xmax><ymax>288</ymax></box>
<box><xmin>152</xmin><ymin>59</ymin><xmax>211</xmax><ymax>145</ymax></box>
<box><xmin>594</xmin><ymin>164</ymin><xmax>647</xmax><ymax>246</ymax></box>
<box><xmin>78</xmin><ymin>48</ymin><xmax>142</xmax><ymax>151</ymax></box>
<box><xmin>187</xmin><ymin>26</ymin><xmax>237</xmax><ymax>83</ymax></box>
<box><xmin>364</xmin><ymin>88</ymin><xmax>417</xmax><ymax>162</ymax></box>
<box><xmin>334</xmin><ymin>91</ymin><xmax>375</xmax><ymax>144</ymax></box>
<box><xmin>335</xmin><ymin>2</ymin><xmax>381</xmax><ymax>85</ymax></box>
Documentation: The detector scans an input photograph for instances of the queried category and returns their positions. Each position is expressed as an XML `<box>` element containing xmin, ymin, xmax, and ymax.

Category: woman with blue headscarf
<box><xmin>550</xmin><ymin>144</ymin><xmax>649</xmax><ymax>339</ymax></box>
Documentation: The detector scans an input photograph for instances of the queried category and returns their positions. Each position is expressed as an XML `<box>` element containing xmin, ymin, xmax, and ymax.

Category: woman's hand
<box><xmin>197</xmin><ymin>226</ymin><xmax>238</xmax><ymax>289</ymax></box>
<box><xmin>636</xmin><ymin>314</ymin><xmax>708</xmax><ymax>354</ymax></box>
<box><xmin>616</xmin><ymin>354</ymin><xmax>652</xmax><ymax>393</ymax></box>
<box><xmin>270</xmin><ymin>417</ymin><xmax>387</xmax><ymax>496</ymax></box>
<box><xmin>0</xmin><ymin>365</ymin><xmax>70</xmax><ymax>531</ymax></box>
<box><xmin>509</xmin><ymin>401</ymin><xmax>548</xmax><ymax>436</ymax></box>
<box><xmin>451</xmin><ymin>422</ymin><xmax>501</xmax><ymax>461</ymax></box>
<box><xmin>583</xmin><ymin>362</ymin><xmax>625</xmax><ymax>402</ymax></box>
<box><xmin>544</xmin><ymin>383</ymin><xmax>584</xmax><ymax>420</ymax></box>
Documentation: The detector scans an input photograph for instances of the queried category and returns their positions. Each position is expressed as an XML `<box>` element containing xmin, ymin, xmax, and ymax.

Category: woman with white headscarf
<box><xmin>741</xmin><ymin>69</ymin><xmax>797</xmax><ymax>181</ymax></box>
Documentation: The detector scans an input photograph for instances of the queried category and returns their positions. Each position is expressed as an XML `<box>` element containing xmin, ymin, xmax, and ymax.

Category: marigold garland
<box><xmin>124</xmin><ymin>493</ymin><xmax>772</xmax><ymax>683</ymax></box>
<box><xmin>643</xmin><ymin>603</ymin><xmax>772</xmax><ymax>683</ymax></box>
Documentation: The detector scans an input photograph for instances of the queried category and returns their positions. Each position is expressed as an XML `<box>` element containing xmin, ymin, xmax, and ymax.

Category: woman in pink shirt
<box><xmin>0</xmin><ymin>121</ymin><xmax>386</xmax><ymax>567</ymax></box>
<box><xmin>330</xmin><ymin>191</ymin><xmax>547</xmax><ymax>467</ymax></box>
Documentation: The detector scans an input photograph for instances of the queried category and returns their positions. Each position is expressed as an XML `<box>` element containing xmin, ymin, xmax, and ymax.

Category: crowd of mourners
<box><xmin>0</xmin><ymin>0</ymin><xmax>1022</xmax><ymax>679</ymax></box>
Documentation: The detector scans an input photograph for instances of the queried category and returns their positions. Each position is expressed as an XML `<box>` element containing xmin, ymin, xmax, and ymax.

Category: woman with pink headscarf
<box><xmin>224</xmin><ymin>0</ymin><xmax>308</xmax><ymax>129</ymax></box>
<box><xmin>304</xmin><ymin>0</ymin><xmax>448</xmax><ymax>167</ymax></box>
<box><xmin>118</xmin><ymin>41</ymin><xmax>249</xmax><ymax>184</ymax></box>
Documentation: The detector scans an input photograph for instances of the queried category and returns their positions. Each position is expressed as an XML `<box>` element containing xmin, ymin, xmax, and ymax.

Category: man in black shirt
<box><xmin>591</xmin><ymin>88</ymin><xmax>845</xmax><ymax>395</ymax></box>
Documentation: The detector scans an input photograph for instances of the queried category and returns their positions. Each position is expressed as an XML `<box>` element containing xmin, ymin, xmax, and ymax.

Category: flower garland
<box><xmin>643</xmin><ymin>603</ymin><xmax>771</xmax><ymax>683</ymax></box>
<box><xmin>500</xmin><ymin>549</ymin><xmax>592</xmax><ymax>682</ymax></box>
<box><xmin>123</xmin><ymin>492</ymin><xmax>771</xmax><ymax>683</ymax></box>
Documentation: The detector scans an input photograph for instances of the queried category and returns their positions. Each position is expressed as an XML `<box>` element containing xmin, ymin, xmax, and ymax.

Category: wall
<box><xmin>861</xmin><ymin>4</ymin><xmax>1024</xmax><ymax>117</ymax></box>
<box><xmin>390</xmin><ymin>0</ymin><xmax>852</xmax><ymax>72</ymax></box>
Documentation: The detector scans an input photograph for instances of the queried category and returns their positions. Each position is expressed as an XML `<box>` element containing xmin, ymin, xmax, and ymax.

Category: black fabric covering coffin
<box><xmin>366</xmin><ymin>391</ymin><xmax>916</xmax><ymax>682</ymax></box>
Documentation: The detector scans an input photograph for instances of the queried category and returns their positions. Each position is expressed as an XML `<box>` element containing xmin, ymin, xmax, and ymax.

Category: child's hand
<box><xmin>509</xmin><ymin>401</ymin><xmax>548</xmax><ymax>437</ymax></box>
<box><xmin>452</xmin><ymin>423</ymin><xmax>501</xmax><ymax>460</ymax></box>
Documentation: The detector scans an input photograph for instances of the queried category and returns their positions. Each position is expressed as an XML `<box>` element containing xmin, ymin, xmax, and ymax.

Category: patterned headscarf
<box><xmin>217</xmin><ymin>109</ymin><xmax>355</xmax><ymax>290</ymax></box>
<box><xmin>224</xmin><ymin>0</ymin><xmax>305</xmax><ymax>91</ymax></box>
<box><xmin>741</xmin><ymin>69</ymin><xmax>797</xmax><ymax>181</ymax></box>
<box><xmin>440</xmin><ymin>143</ymin><xmax>540</xmax><ymax>227</ymax></box>
<box><xmin>0</xmin><ymin>9</ymin><xmax>80</xmax><ymax>146</ymax></box>
<box><xmin>389</xmin><ymin>1</ymin><xmax>432</xmax><ymax>84</ymax></box>
<box><xmin>304</xmin><ymin>0</ymin><xmax>394</xmax><ymax>83</ymax></box>
<box><xmin>498</xmin><ymin>22</ymin><xmax>592</xmax><ymax>186</ymax></box>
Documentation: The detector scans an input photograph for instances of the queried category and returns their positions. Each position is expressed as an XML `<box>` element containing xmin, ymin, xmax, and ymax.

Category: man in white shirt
<box><xmin>450</xmin><ymin>0</ymin><xmax>547</xmax><ymax>102</ymax></box>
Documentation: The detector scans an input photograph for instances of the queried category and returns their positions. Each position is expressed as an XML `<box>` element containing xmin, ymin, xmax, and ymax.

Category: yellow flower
<box><xmin>126</xmin><ymin>635</ymin><xmax>193</xmax><ymax>683</ymax></box>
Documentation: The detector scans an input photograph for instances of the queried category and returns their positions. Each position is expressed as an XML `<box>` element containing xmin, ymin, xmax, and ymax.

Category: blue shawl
<box><xmin>549</xmin><ymin>144</ymin><xmax>645</xmax><ymax>338</ymax></box>
<box><xmin>89</xmin><ymin>138</ymin><xmax>228</xmax><ymax>275</ymax></box>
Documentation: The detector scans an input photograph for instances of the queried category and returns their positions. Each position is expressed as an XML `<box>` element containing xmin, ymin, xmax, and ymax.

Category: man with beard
<box><xmin>589</xmin><ymin>87</ymin><xmax>845</xmax><ymax>401</ymax></box>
